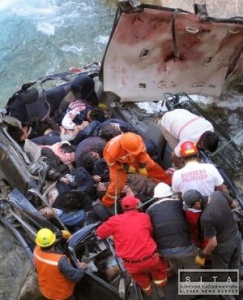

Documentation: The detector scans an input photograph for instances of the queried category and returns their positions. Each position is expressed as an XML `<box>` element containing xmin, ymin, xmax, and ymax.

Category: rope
<box><xmin>211</xmin><ymin>130</ymin><xmax>243</xmax><ymax>156</ymax></box>
<box><xmin>138</xmin><ymin>197</ymin><xmax>155</xmax><ymax>209</ymax></box>
<box><xmin>114</xmin><ymin>170</ymin><xmax>121</xmax><ymax>215</ymax></box>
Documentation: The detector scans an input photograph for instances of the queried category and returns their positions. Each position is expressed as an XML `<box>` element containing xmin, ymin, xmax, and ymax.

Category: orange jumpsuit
<box><xmin>102</xmin><ymin>135</ymin><xmax>171</xmax><ymax>207</ymax></box>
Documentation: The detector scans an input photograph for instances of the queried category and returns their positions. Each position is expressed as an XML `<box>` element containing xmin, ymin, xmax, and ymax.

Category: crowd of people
<box><xmin>7</xmin><ymin>80</ymin><xmax>241</xmax><ymax>300</ymax></box>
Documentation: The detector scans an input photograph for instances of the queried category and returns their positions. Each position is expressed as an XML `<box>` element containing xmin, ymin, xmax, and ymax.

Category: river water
<box><xmin>0</xmin><ymin>0</ymin><xmax>242</xmax><ymax>186</ymax></box>
<box><xmin>0</xmin><ymin>0</ymin><xmax>116</xmax><ymax>102</ymax></box>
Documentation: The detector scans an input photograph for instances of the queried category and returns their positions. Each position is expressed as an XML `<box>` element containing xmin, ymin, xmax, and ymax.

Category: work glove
<box><xmin>127</xmin><ymin>166</ymin><xmax>136</xmax><ymax>173</ymax></box>
<box><xmin>195</xmin><ymin>250</ymin><xmax>206</xmax><ymax>267</ymax></box>
<box><xmin>61</xmin><ymin>230</ymin><xmax>72</xmax><ymax>240</ymax></box>
<box><xmin>123</xmin><ymin>164</ymin><xmax>136</xmax><ymax>173</ymax></box>
<box><xmin>138</xmin><ymin>167</ymin><xmax>148</xmax><ymax>176</ymax></box>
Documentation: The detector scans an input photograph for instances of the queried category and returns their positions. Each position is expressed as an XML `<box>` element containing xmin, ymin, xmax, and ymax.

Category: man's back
<box><xmin>200</xmin><ymin>191</ymin><xmax>238</xmax><ymax>243</ymax></box>
<box><xmin>96</xmin><ymin>210</ymin><xmax>157</xmax><ymax>260</ymax></box>
<box><xmin>172</xmin><ymin>160</ymin><xmax>223</xmax><ymax>196</ymax></box>
<box><xmin>160</xmin><ymin>109</ymin><xmax>214</xmax><ymax>157</ymax></box>
<box><xmin>147</xmin><ymin>197</ymin><xmax>191</xmax><ymax>250</ymax></box>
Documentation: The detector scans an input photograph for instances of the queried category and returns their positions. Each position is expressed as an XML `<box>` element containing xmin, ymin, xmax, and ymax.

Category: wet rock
<box><xmin>0</xmin><ymin>226</ymin><xmax>41</xmax><ymax>300</ymax></box>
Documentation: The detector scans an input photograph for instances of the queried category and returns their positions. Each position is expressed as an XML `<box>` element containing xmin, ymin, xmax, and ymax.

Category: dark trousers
<box><xmin>211</xmin><ymin>231</ymin><xmax>241</xmax><ymax>270</ymax></box>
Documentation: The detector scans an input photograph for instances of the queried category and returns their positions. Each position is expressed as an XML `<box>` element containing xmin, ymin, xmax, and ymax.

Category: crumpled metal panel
<box><xmin>103</xmin><ymin>8</ymin><xmax>243</xmax><ymax>102</ymax></box>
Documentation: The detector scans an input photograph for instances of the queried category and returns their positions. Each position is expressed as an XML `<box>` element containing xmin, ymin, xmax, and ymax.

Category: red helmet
<box><xmin>180</xmin><ymin>141</ymin><xmax>198</xmax><ymax>157</ymax></box>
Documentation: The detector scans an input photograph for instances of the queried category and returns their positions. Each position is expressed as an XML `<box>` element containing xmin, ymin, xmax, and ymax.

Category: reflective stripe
<box><xmin>107</xmin><ymin>162</ymin><xmax>115</xmax><ymax>167</ymax></box>
<box><xmin>33</xmin><ymin>252</ymin><xmax>59</xmax><ymax>266</ymax></box>
<box><xmin>142</xmin><ymin>284</ymin><xmax>151</xmax><ymax>291</ymax></box>
<box><xmin>119</xmin><ymin>153</ymin><xmax>132</xmax><ymax>160</ymax></box>
<box><xmin>106</xmin><ymin>192</ymin><xmax>117</xmax><ymax>199</ymax></box>
<box><xmin>154</xmin><ymin>278</ymin><xmax>167</xmax><ymax>285</ymax></box>
<box><xmin>178</xmin><ymin>116</ymin><xmax>201</xmax><ymax>137</ymax></box>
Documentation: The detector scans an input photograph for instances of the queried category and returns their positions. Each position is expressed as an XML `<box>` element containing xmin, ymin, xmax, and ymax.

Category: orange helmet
<box><xmin>119</xmin><ymin>132</ymin><xmax>145</xmax><ymax>155</ymax></box>
<box><xmin>180</xmin><ymin>141</ymin><xmax>198</xmax><ymax>157</ymax></box>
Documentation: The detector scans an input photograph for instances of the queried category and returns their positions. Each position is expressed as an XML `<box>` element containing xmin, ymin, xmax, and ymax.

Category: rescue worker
<box><xmin>96</xmin><ymin>195</ymin><xmax>168</xmax><ymax>297</ymax></box>
<box><xmin>147</xmin><ymin>183</ymin><xmax>198</xmax><ymax>273</ymax></box>
<box><xmin>183</xmin><ymin>190</ymin><xmax>240</xmax><ymax>279</ymax></box>
<box><xmin>102</xmin><ymin>132</ymin><xmax>171</xmax><ymax>210</ymax></box>
<box><xmin>95</xmin><ymin>119</ymin><xmax>162</xmax><ymax>164</ymax></box>
<box><xmin>172</xmin><ymin>141</ymin><xmax>228</xmax><ymax>197</ymax></box>
<box><xmin>159</xmin><ymin>109</ymin><xmax>219</xmax><ymax>168</ymax></box>
<box><xmin>33</xmin><ymin>228</ymin><xmax>87</xmax><ymax>300</ymax></box>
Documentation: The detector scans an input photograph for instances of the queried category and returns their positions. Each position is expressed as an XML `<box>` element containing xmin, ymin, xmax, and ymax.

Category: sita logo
<box><xmin>185</xmin><ymin>275</ymin><xmax>235</xmax><ymax>283</ymax></box>
<box><xmin>178</xmin><ymin>269</ymin><xmax>239</xmax><ymax>296</ymax></box>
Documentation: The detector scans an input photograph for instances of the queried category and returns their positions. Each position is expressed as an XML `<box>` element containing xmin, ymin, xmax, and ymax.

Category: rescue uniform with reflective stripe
<box><xmin>34</xmin><ymin>246</ymin><xmax>83</xmax><ymax>300</ymax></box>
<box><xmin>96</xmin><ymin>210</ymin><xmax>167</xmax><ymax>289</ymax></box>
<box><xmin>102</xmin><ymin>135</ymin><xmax>171</xmax><ymax>207</ymax></box>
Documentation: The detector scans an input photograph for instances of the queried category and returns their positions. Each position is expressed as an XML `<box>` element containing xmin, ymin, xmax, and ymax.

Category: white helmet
<box><xmin>153</xmin><ymin>183</ymin><xmax>173</xmax><ymax>198</ymax></box>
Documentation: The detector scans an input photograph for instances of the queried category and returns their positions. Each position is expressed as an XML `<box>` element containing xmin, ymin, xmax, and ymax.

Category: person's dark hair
<box><xmin>92</xmin><ymin>158</ymin><xmax>109</xmax><ymax>180</ymax></box>
<box><xmin>199</xmin><ymin>131</ymin><xmax>219</xmax><ymax>152</ymax></box>
<box><xmin>7</xmin><ymin>124</ymin><xmax>24</xmax><ymax>143</ymax></box>
<box><xmin>60</xmin><ymin>143</ymin><xmax>75</xmax><ymax>153</ymax></box>
<box><xmin>98</xmin><ymin>124</ymin><xmax>120</xmax><ymax>141</ymax></box>
<box><xmin>27</xmin><ymin>117</ymin><xmax>59</xmax><ymax>139</ymax></box>
<box><xmin>82</xmin><ymin>151</ymin><xmax>99</xmax><ymax>171</ymax></box>
<box><xmin>88</xmin><ymin>107</ymin><xmax>106</xmax><ymax>122</ymax></box>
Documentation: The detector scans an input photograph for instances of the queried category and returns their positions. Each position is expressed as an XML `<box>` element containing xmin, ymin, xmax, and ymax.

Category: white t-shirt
<box><xmin>172</xmin><ymin>161</ymin><xmax>224</xmax><ymax>196</ymax></box>
<box><xmin>160</xmin><ymin>109</ymin><xmax>214</xmax><ymax>157</ymax></box>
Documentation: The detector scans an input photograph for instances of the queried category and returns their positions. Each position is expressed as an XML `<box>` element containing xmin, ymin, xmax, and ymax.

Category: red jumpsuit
<box><xmin>102</xmin><ymin>135</ymin><xmax>171</xmax><ymax>207</ymax></box>
<box><xmin>96</xmin><ymin>210</ymin><xmax>167</xmax><ymax>291</ymax></box>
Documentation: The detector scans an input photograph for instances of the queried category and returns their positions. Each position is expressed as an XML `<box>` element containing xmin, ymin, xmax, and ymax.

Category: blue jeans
<box><xmin>59</xmin><ymin>209</ymin><xmax>86</xmax><ymax>228</ymax></box>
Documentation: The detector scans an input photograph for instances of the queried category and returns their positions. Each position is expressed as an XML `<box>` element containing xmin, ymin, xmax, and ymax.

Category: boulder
<box><xmin>0</xmin><ymin>226</ymin><xmax>42</xmax><ymax>300</ymax></box>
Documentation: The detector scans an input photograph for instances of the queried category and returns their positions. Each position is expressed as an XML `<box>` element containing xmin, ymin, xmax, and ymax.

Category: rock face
<box><xmin>0</xmin><ymin>226</ymin><xmax>41</xmax><ymax>300</ymax></box>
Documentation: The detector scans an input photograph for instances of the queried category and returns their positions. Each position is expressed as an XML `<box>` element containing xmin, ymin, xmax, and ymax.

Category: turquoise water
<box><xmin>0</xmin><ymin>0</ymin><xmax>116</xmax><ymax>105</ymax></box>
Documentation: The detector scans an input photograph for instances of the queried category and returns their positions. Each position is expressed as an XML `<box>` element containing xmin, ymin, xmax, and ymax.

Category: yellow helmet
<box><xmin>35</xmin><ymin>228</ymin><xmax>56</xmax><ymax>248</ymax></box>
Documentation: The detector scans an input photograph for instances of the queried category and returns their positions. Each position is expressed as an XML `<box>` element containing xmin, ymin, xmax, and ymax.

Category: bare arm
<box><xmin>230</xmin><ymin>200</ymin><xmax>239</xmax><ymax>209</ymax></box>
<box><xmin>171</xmin><ymin>152</ymin><xmax>184</xmax><ymax>169</ymax></box>
<box><xmin>202</xmin><ymin>236</ymin><xmax>217</xmax><ymax>256</ymax></box>
<box><xmin>216</xmin><ymin>183</ymin><xmax>229</xmax><ymax>194</ymax></box>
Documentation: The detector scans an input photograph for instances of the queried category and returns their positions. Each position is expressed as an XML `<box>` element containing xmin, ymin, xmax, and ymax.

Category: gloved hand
<box><xmin>138</xmin><ymin>167</ymin><xmax>147</xmax><ymax>176</ymax></box>
<box><xmin>195</xmin><ymin>250</ymin><xmax>206</xmax><ymax>267</ymax></box>
<box><xmin>61</xmin><ymin>230</ymin><xmax>72</xmax><ymax>240</ymax></box>
<box><xmin>123</xmin><ymin>164</ymin><xmax>136</xmax><ymax>173</ymax></box>
<box><xmin>127</xmin><ymin>166</ymin><xmax>136</xmax><ymax>173</ymax></box>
